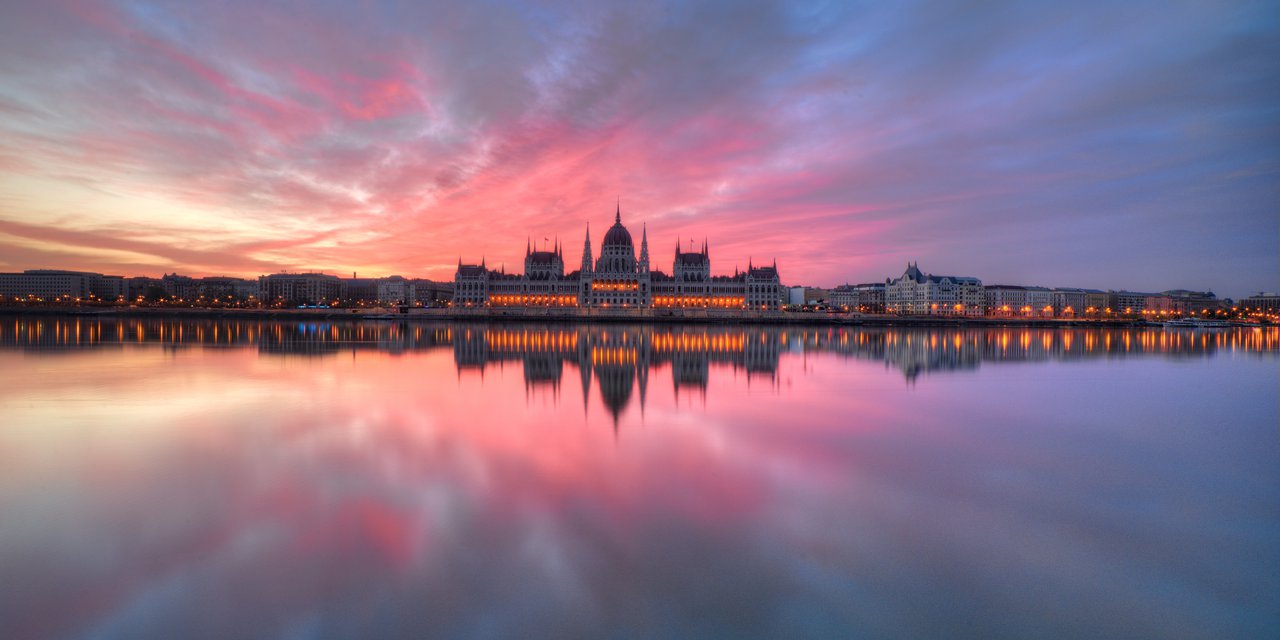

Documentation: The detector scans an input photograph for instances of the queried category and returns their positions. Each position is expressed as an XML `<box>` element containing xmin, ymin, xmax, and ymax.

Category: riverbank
<box><xmin>0</xmin><ymin>305</ymin><xmax>1153</xmax><ymax>327</ymax></box>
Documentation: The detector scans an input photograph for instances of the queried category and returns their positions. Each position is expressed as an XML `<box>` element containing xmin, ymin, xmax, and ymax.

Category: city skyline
<box><xmin>1</xmin><ymin>2</ymin><xmax>1276</xmax><ymax>296</ymax></box>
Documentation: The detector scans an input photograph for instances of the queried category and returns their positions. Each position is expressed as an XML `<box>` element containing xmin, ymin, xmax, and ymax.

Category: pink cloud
<box><xmin>0</xmin><ymin>1</ymin><xmax>1272</xmax><ymax>292</ymax></box>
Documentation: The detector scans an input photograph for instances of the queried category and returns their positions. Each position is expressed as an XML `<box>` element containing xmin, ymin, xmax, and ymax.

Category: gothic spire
<box><xmin>581</xmin><ymin>222</ymin><xmax>593</xmax><ymax>274</ymax></box>
<box><xmin>638</xmin><ymin>223</ymin><xmax>650</xmax><ymax>271</ymax></box>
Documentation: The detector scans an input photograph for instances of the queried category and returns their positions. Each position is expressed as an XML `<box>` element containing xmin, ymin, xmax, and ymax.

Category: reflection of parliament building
<box><xmin>5</xmin><ymin>317</ymin><xmax>1274</xmax><ymax>421</ymax></box>
<box><xmin>452</xmin><ymin>325</ymin><xmax>785</xmax><ymax>421</ymax></box>
<box><xmin>453</xmin><ymin>205</ymin><xmax>785</xmax><ymax>310</ymax></box>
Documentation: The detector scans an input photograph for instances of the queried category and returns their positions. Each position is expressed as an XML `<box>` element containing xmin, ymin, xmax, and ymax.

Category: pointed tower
<box><xmin>580</xmin><ymin>223</ymin><xmax>593</xmax><ymax>274</ymax></box>
<box><xmin>638</xmin><ymin>223</ymin><xmax>650</xmax><ymax>273</ymax></box>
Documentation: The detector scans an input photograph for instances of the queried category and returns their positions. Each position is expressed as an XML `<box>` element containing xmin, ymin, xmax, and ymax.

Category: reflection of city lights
<box><xmin>3</xmin><ymin>319</ymin><xmax>1276</xmax><ymax>375</ymax></box>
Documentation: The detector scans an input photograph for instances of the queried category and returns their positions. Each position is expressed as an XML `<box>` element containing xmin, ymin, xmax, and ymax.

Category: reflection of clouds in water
<box><xmin>3</xmin><ymin>317</ymin><xmax>1275</xmax><ymax>385</ymax></box>
<box><xmin>0</xmin><ymin>347</ymin><xmax>814</xmax><ymax>638</ymax></box>
<box><xmin>0</xmin><ymin>320</ymin><xmax>1276</xmax><ymax>638</ymax></box>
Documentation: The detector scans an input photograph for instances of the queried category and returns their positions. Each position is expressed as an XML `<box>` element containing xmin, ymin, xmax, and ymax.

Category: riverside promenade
<box><xmin>0</xmin><ymin>305</ymin><xmax>1149</xmax><ymax>327</ymax></box>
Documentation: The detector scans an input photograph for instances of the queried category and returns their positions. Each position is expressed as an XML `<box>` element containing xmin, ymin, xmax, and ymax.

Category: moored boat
<box><xmin>1162</xmin><ymin>317</ymin><xmax>1230</xmax><ymax>329</ymax></box>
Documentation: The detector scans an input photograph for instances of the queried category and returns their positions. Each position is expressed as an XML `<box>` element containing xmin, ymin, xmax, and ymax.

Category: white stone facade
<box><xmin>885</xmin><ymin>263</ymin><xmax>983</xmax><ymax>316</ymax></box>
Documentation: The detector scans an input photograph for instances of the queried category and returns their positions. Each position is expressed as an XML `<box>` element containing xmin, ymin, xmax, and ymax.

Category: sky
<box><xmin>0</xmin><ymin>1</ymin><xmax>1276</xmax><ymax>296</ymax></box>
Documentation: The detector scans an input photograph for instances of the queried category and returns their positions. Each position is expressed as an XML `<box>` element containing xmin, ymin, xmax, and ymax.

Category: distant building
<box><xmin>126</xmin><ymin>276</ymin><xmax>165</xmax><ymax>300</ymax></box>
<box><xmin>1084</xmin><ymin>290</ymin><xmax>1112</xmax><ymax>314</ymax></box>
<box><xmin>830</xmin><ymin>283</ymin><xmax>885</xmax><ymax>313</ymax></box>
<box><xmin>1240</xmin><ymin>292</ymin><xmax>1279</xmax><ymax>316</ymax></box>
<box><xmin>803</xmin><ymin>287</ymin><xmax>832</xmax><ymax>305</ymax></box>
<box><xmin>1113</xmin><ymin>291</ymin><xmax>1155</xmax><ymax>316</ymax></box>
<box><xmin>341</xmin><ymin>278</ymin><xmax>380</xmax><ymax>304</ymax></box>
<box><xmin>858</xmin><ymin>283</ymin><xmax>886</xmax><ymax>313</ymax></box>
<box><xmin>742</xmin><ymin>262</ymin><xmax>784</xmax><ymax>310</ymax></box>
<box><xmin>260</xmin><ymin>273</ymin><xmax>342</xmax><ymax>305</ymax></box>
<box><xmin>198</xmin><ymin>276</ymin><xmax>260</xmax><ymax>302</ymax></box>
<box><xmin>652</xmin><ymin>240</ymin><xmax>753</xmax><ymax>309</ymax></box>
<box><xmin>1051</xmin><ymin>288</ymin><xmax>1088</xmax><ymax>317</ymax></box>
<box><xmin>830</xmin><ymin>285</ymin><xmax>856</xmax><ymax>309</ymax></box>
<box><xmin>0</xmin><ymin>270</ymin><xmax>89</xmax><ymax>300</ymax></box>
<box><xmin>86</xmin><ymin>274</ymin><xmax>127</xmax><ymax>300</ymax></box>
<box><xmin>986</xmin><ymin>285</ymin><xmax>1091</xmax><ymax>317</ymax></box>
<box><xmin>1159</xmin><ymin>290</ymin><xmax>1218</xmax><ymax>314</ymax></box>
<box><xmin>1024</xmin><ymin>286</ymin><xmax>1054</xmax><ymax>317</ymax></box>
<box><xmin>984</xmin><ymin>285</ymin><xmax>1028</xmax><ymax>316</ymax></box>
<box><xmin>453</xmin><ymin>259</ymin><xmax>491</xmax><ymax>306</ymax></box>
<box><xmin>377</xmin><ymin>275</ymin><xmax>414</xmax><ymax>304</ymax></box>
<box><xmin>0</xmin><ymin>270</ymin><xmax>126</xmax><ymax>301</ymax></box>
<box><xmin>411</xmin><ymin>279</ymin><xmax>453</xmax><ymax>306</ymax></box>
<box><xmin>885</xmin><ymin>263</ymin><xmax>983</xmax><ymax>316</ymax></box>
<box><xmin>1144</xmin><ymin>294</ymin><xmax>1176</xmax><ymax>314</ymax></box>
<box><xmin>454</xmin><ymin>205</ymin><xmax>784</xmax><ymax>310</ymax></box>
<box><xmin>160</xmin><ymin>273</ymin><xmax>199</xmax><ymax>301</ymax></box>
<box><xmin>583</xmin><ymin>215</ymin><xmax>653</xmax><ymax>307</ymax></box>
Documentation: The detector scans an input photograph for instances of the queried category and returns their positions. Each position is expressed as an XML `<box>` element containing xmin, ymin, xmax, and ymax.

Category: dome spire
<box><xmin>615</xmin><ymin>197</ymin><xmax>621</xmax><ymax>224</ymax></box>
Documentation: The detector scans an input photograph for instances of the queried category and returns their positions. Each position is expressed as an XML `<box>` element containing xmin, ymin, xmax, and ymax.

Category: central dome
<box><xmin>601</xmin><ymin>208</ymin><xmax>633</xmax><ymax>249</ymax></box>
<box><xmin>602</xmin><ymin>221</ymin><xmax>633</xmax><ymax>249</ymax></box>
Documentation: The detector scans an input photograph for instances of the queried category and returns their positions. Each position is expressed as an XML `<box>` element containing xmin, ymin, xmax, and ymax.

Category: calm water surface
<box><xmin>1</xmin><ymin>317</ymin><xmax>1277</xmax><ymax>639</ymax></box>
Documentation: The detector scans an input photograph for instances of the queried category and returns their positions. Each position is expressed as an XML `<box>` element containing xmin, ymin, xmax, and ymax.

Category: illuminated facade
<box><xmin>259</xmin><ymin>273</ymin><xmax>341</xmax><ymax>306</ymax></box>
<box><xmin>0</xmin><ymin>270</ymin><xmax>126</xmax><ymax>302</ymax></box>
<box><xmin>1241</xmin><ymin>292</ymin><xmax>1279</xmax><ymax>316</ymax></box>
<box><xmin>454</xmin><ymin>205</ymin><xmax>785</xmax><ymax>310</ymax></box>
<box><xmin>984</xmin><ymin>285</ymin><xmax>1053</xmax><ymax>317</ymax></box>
<box><xmin>885</xmin><ymin>262</ymin><xmax>983</xmax><ymax>316</ymax></box>
<box><xmin>831</xmin><ymin>283</ymin><xmax>885</xmax><ymax>313</ymax></box>
<box><xmin>582</xmin><ymin>207</ymin><xmax>654</xmax><ymax>307</ymax></box>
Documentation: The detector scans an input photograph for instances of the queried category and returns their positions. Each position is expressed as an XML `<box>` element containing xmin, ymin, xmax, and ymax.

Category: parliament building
<box><xmin>454</xmin><ymin>205</ymin><xmax>784</xmax><ymax>310</ymax></box>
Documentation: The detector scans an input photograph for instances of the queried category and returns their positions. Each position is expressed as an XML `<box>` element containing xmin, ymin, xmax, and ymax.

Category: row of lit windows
<box><xmin>652</xmin><ymin>296</ymin><xmax>746</xmax><ymax>308</ymax></box>
<box><xmin>489</xmin><ymin>295</ymin><xmax>578</xmax><ymax>306</ymax></box>
<box><xmin>591</xmin><ymin>282</ymin><xmax>640</xmax><ymax>291</ymax></box>
<box><xmin>656</xmin><ymin>287</ymin><xmax>746</xmax><ymax>294</ymax></box>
